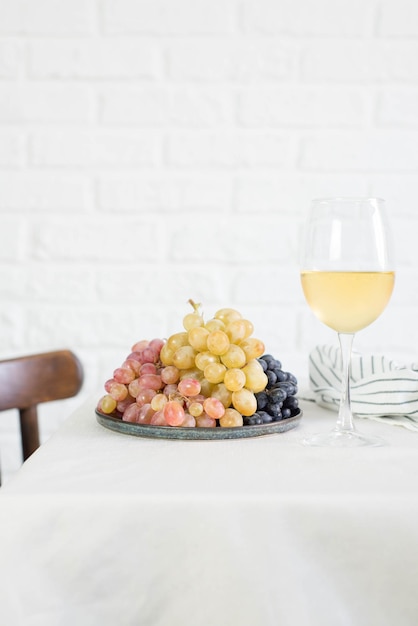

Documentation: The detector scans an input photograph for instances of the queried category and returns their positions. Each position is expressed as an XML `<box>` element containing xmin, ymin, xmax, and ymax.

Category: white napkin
<box><xmin>307</xmin><ymin>344</ymin><xmax>418</xmax><ymax>431</ymax></box>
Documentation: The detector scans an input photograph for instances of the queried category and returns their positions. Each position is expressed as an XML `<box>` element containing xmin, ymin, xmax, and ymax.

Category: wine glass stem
<box><xmin>336</xmin><ymin>332</ymin><xmax>355</xmax><ymax>433</ymax></box>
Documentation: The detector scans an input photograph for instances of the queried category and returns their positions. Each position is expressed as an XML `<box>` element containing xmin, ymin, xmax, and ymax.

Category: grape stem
<box><xmin>188</xmin><ymin>299</ymin><xmax>202</xmax><ymax>315</ymax></box>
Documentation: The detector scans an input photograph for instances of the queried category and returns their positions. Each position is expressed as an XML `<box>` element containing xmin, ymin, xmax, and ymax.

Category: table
<box><xmin>0</xmin><ymin>397</ymin><xmax>417</xmax><ymax>626</ymax></box>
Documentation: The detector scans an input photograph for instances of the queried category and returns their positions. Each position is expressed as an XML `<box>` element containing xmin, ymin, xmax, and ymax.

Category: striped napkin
<box><xmin>307</xmin><ymin>344</ymin><xmax>418</xmax><ymax>430</ymax></box>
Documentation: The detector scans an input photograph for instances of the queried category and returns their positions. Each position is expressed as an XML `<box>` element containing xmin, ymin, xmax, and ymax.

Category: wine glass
<box><xmin>300</xmin><ymin>198</ymin><xmax>395</xmax><ymax>447</ymax></box>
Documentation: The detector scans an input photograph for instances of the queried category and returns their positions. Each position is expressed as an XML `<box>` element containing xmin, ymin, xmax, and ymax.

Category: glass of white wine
<box><xmin>300</xmin><ymin>198</ymin><xmax>395</xmax><ymax>447</ymax></box>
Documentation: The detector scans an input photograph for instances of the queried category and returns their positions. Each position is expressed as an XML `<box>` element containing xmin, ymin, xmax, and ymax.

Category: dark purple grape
<box><xmin>269</xmin><ymin>387</ymin><xmax>287</xmax><ymax>403</ymax></box>
<box><xmin>244</xmin><ymin>353</ymin><xmax>298</xmax><ymax>427</ymax></box>
<box><xmin>258</xmin><ymin>358</ymin><xmax>268</xmax><ymax>372</ymax></box>
<box><xmin>258</xmin><ymin>410</ymin><xmax>273</xmax><ymax>424</ymax></box>
<box><xmin>266</xmin><ymin>403</ymin><xmax>282</xmax><ymax>417</ymax></box>
<box><xmin>255</xmin><ymin>391</ymin><xmax>268</xmax><ymax>410</ymax></box>
<box><xmin>275</xmin><ymin>370</ymin><xmax>288</xmax><ymax>382</ymax></box>
<box><xmin>266</xmin><ymin>370</ymin><xmax>277</xmax><ymax>385</ymax></box>
<box><xmin>278</xmin><ymin>382</ymin><xmax>297</xmax><ymax>395</ymax></box>
<box><xmin>284</xmin><ymin>396</ymin><xmax>299</xmax><ymax>410</ymax></box>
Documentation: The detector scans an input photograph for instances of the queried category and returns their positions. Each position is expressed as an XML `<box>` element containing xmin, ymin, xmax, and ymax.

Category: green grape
<box><xmin>220</xmin><ymin>408</ymin><xmax>243</xmax><ymax>428</ymax></box>
<box><xmin>207</xmin><ymin>330</ymin><xmax>230</xmax><ymax>356</ymax></box>
<box><xmin>242</xmin><ymin>360</ymin><xmax>268</xmax><ymax>393</ymax></box>
<box><xmin>225</xmin><ymin>319</ymin><xmax>248</xmax><ymax>344</ymax></box>
<box><xmin>188</xmin><ymin>401</ymin><xmax>204</xmax><ymax>417</ymax></box>
<box><xmin>210</xmin><ymin>383</ymin><xmax>232</xmax><ymax>408</ymax></box>
<box><xmin>172</xmin><ymin>346</ymin><xmax>197</xmax><ymax>370</ymax></box>
<box><xmin>167</xmin><ymin>332</ymin><xmax>189</xmax><ymax>351</ymax></box>
<box><xmin>200</xmin><ymin>378</ymin><xmax>214</xmax><ymax>397</ymax></box>
<box><xmin>220</xmin><ymin>344</ymin><xmax>246</xmax><ymax>369</ymax></box>
<box><xmin>178</xmin><ymin>367</ymin><xmax>203</xmax><ymax>381</ymax></box>
<box><xmin>99</xmin><ymin>394</ymin><xmax>117</xmax><ymax>414</ymax></box>
<box><xmin>231</xmin><ymin>388</ymin><xmax>257</xmax><ymax>416</ymax></box>
<box><xmin>241</xmin><ymin>319</ymin><xmax>254</xmax><ymax>339</ymax></box>
<box><xmin>223</xmin><ymin>368</ymin><xmax>246</xmax><ymax>392</ymax></box>
<box><xmin>188</xmin><ymin>326</ymin><xmax>210</xmax><ymax>351</ymax></box>
<box><xmin>160</xmin><ymin>343</ymin><xmax>175</xmax><ymax>366</ymax></box>
<box><xmin>151</xmin><ymin>393</ymin><xmax>168</xmax><ymax>411</ymax></box>
<box><xmin>183</xmin><ymin>312</ymin><xmax>204</xmax><ymax>331</ymax></box>
<box><xmin>203</xmin><ymin>362</ymin><xmax>226</xmax><ymax>384</ymax></box>
<box><xmin>214</xmin><ymin>308</ymin><xmax>242</xmax><ymax>324</ymax></box>
<box><xmin>225</xmin><ymin>319</ymin><xmax>255</xmax><ymax>343</ymax></box>
<box><xmin>205</xmin><ymin>318</ymin><xmax>225</xmax><ymax>332</ymax></box>
<box><xmin>195</xmin><ymin>351</ymin><xmax>220</xmax><ymax>371</ymax></box>
<box><xmin>240</xmin><ymin>337</ymin><xmax>265</xmax><ymax>360</ymax></box>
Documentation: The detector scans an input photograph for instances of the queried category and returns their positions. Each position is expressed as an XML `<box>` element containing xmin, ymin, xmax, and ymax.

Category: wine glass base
<box><xmin>303</xmin><ymin>429</ymin><xmax>385</xmax><ymax>448</ymax></box>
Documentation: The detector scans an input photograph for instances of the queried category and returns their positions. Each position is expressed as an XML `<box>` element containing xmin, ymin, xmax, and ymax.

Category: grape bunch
<box><xmin>245</xmin><ymin>355</ymin><xmax>299</xmax><ymax>425</ymax></box>
<box><xmin>97</xmin><ymin>301</ymin><xmax>299</xmax><ymax>429</ymax></box>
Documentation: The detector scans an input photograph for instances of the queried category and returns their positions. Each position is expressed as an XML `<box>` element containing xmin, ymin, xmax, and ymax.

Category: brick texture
<box><xmin>0</xmin><ymin>0</ymin><xmax>416</xmax><ymax>482</ymax></box>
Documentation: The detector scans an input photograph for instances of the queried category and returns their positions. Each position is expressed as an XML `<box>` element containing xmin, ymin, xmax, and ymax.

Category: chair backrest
<box><xmin>0</xmin><ymin>350</ymin><xmax>84</xmax><ymax>465</ymax></box>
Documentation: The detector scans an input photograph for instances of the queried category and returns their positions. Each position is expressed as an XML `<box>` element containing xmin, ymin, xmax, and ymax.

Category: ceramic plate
<box><xmin>95</xmin><ymin>408</ymin><xmax>302</xmax><ymax>440</ymax></box>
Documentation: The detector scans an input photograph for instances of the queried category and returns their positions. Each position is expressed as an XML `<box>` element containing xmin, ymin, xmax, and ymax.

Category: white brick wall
<box><xmin>1</xmin><ymin>0</ymin><xmax>418</xmax><ymax>482</ymax></box>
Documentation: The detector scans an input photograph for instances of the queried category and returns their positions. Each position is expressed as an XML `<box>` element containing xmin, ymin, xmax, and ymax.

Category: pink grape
<box><xmin>192</xmin><ymin>394</ymin><xmax>206</xmax><ymax>403</ymax></box>
<box><xmin>140</xmin><ymin>363</ymin><xmax>157</xmax><ymax>375</ymax></box>
<box><xmin>116</xmin><ymin>396</ymin><xmax>135</xmax><ymax>413</ymax></box>
<box><xmin>127</xmin><ymin>351</ymin><xmax>142</xmax><ymax>363</ymax></box>
<box><xmin>203</xmin><ymin>397</ymin><xmax>225</xmax><ymax>419</ymax></box>
<box><xmin>104</xmin><ymin>379</ymin><xmax>128</xmax><ymax>402</ymax></box>
<box><xmin>136</xmin><ymin>389</ymin><xmax>156</xmax><ymax>407</ymax></box>
<box><xmin>161</xmin><ymin>366</ymin><xmax>180</xmax><ymax>385</ymax></box>
<box><xmin>139</xmin><ymin>347</ymin><xmax>159</xmax><ymax>364</ymax></box>
<box><xmin>137</xmin><ymin>403</ymin><xmax>155</xmax><ymax>424</ymax></box>
<box><xmin>150</xmin><ymin>410</ymin><xmax>168</xmax><ymax>426</ymax></box>
<box><xmin>122</xmin><ymin>403</ymin><xmax>142</xmax><ymax>423</ymax></box>
<box><xmin>182</xmin><ymin>414</ymin><xmax>196</xmax><ymax>428</ymax></box>
<box><xmin>149</xmin><ymin>338</ymin><xmax>165</xmax><ymax>354</ymax></box>
<box><xmin>178</xmin><ymin>378</ymin><xmax>201</xmax><ymax>397</ymax></box>
<box><xmin>138</xmin><ymin>374</ymin><xmax>162</xmax><ymax>391</ymax></box>
<box><xmin>163</xmin><ymin>383</ymin><xmax>179</xmax><ymax>397</ymax></box>
<box><xmin>196</xmin><ymin>414</ymin><xmax>216</xmax><ymax>428</ymax></box>
<box><xmin>131</xmin><ymin>340</ymin><xmax>149</xmax><ymax>352</ymax></box>
<box><xmin>128</xmin><ymin>378</ymin><xmax>141</xmax><ymax>398</ymax></box>
<box><xmin>164</xmin><ymin>401</ymin><xmax>185</xmax><ymax>426</ymax></box>
<box><xmin>104</xmin><ymin>378</ymin><xmax>115</xmax><ymax>392</ymax></box>
<box><xmin>122</xmin><ymin>358</ymin><xmax>141</xmax><ymax>375</ymax></box>
<box><xmin>113</xmin><ymin>367</ymin><xmax>136</xmax><ymax>384</ymax></box>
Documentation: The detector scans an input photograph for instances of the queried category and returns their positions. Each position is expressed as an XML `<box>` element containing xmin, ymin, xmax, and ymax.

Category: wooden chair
<box><xmin>0</xmin><ymin>350</ymin><xmax>84</xmax><ymax>473</ymax></box>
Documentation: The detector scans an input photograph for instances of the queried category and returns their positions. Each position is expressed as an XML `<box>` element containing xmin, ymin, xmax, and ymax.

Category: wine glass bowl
<box><xmin>300</xmin><ymin>198</ymin><xmax>395</xmax><ymax>447</ymax></box>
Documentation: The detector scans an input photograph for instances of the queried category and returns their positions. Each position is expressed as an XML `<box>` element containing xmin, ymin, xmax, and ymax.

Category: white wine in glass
<box><xmin>300</xmin><ymin>198</ymin><xmax>395</xmax><ymax>447</ymax></box>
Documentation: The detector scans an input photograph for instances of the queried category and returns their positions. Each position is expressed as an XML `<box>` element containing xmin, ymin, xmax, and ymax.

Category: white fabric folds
<box><xmin>309</xmin><ymin>344</ymin><xmax>418</xmax><ymax>430</ymax></box>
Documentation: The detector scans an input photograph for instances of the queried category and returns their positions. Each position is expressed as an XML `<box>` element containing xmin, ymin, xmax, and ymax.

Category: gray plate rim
<box><xmin>95</xmin><ymin>408</ymin><xmax>302</xmax><ymax>440</ymax></box>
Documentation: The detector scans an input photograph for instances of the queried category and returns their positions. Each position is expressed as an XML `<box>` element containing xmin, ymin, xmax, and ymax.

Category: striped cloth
<box><xmin>308</xmin><ymin>344</ymin><xmax>418</xmax><ymax>431</ymax></box>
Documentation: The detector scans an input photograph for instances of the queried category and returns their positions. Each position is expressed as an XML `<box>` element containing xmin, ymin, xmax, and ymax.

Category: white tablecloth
<box><xmin>0</xmin><ymin>398</ymin><xmax>417</xmax><ymax>626</ymax></box>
